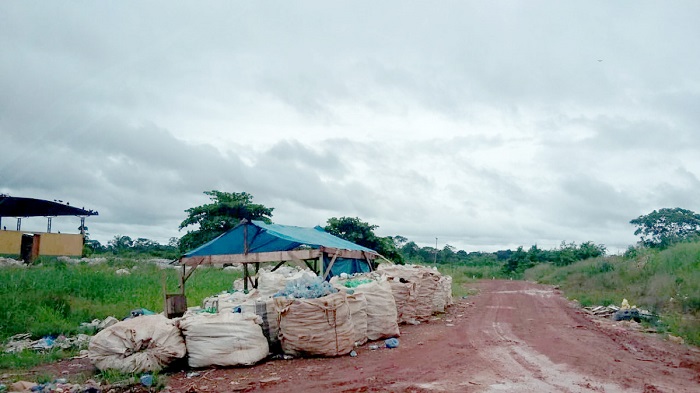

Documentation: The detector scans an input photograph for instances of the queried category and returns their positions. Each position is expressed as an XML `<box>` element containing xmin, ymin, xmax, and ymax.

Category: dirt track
<box><xmin>168</xmin><ymin>280</ymin><xmax>700</xmax><ymax>392</ymax></box>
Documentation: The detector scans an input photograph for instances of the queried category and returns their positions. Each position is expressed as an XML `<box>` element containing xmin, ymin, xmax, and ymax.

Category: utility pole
<box><xmin>434</xmin><ymin>237</ymin><xmax>438</xmax><ymax>267</ymax></box>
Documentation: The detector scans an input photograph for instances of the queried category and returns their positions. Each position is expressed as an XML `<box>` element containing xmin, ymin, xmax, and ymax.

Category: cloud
<box><xmin>1</xmin><ymin>1</ymin><xmax>699</xmax><ymax>255</ymax></box>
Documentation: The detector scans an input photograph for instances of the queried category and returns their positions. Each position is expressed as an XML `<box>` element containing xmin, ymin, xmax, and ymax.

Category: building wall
<box><xmin>0</xmin><ymin>231</ymin><xmax>22</xmax><ymax>254</ymax></box>
<box><xmin>0</xmin><ymin>230</ymin><xmax>83</xmax><ymax>256</ymax></box>
<box><xmin>37</xmin><ymin>233</ymin><xmax>84</xmax><ymax>256</ymax></box>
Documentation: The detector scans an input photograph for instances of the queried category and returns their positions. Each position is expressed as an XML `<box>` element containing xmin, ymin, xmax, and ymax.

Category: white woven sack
<box><xmin>376</xmin><ymin>265</ymin><xmax>424</xmax><ymax>324</ymax></box>
<box><xmin>179</xmin><ymin>312</ymin><xmax>269</xmax><ymax>368</ymax></box>
<box><xmin>274</xmin><ymin>291</ymin><xmax>354</xmax><ymax>357</ymax></box>
<box><xmin>346</xmin><ymin>292</ymin><xmax>368</xmax><ymax>345</ymax></box>
<box><xmin>415</xmin><ymin>271</ymin><xmax>440</xmax><ymax>320</ymax></box>
<box><xmin>88</xmin><ymin>315</ymin><xmax>186</xmax><ymax>373</ymax></box>
<box><xmin>387</xmin><ymin>279</ymin><xmax>419</xmax><ymax>324</ymax></box>
<box><xmin>353</xmin><ymin>279</ymin><xmax>400</xmax><ymax>340</ymax></box>
<box><xmin>241</xmin><ymin>297</ymin><xmax>280</xmax><ymax>348</ymax></box>
<box><xmin>433</xmin><ymin>275</ymin><xmax>453</xmax><ymax>313</ymax></box>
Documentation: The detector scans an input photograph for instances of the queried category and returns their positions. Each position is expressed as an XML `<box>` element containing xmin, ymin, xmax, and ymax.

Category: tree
<box><xmin>178</xmin><ymin>191</ymin><xmax>274</xmax><ymax>253</ymax></box>
<box><xmin>630</xmin><ymin>208</ymin><xmax>700</xmax><ymax>248</ymax></box>
<box><xmin>108</xmin><ymin>235</ymin><xmax>133</xmax><ymax>254</ymax></box>
<box><xmin>324</xmin><ymin>216</ymin><xmax>403</xmax><ymax>263</ymax></box>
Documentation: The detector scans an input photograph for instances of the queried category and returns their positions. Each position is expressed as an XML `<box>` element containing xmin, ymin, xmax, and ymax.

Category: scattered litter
<box><xmin>9</xmin><ymin>381</ymin><xmax>36</xmax><ymax>392</ymax></box>
<box><xmin>80</xmin><ymin>316</ymin><xmax>119</xmax><ymax>333</ymax></box>
<box><xmin>583</xmin><ymin>305</ymin><xmax>620</xmax><ymax>318</ymax></box>
<box><xmin>446</xmin><ymin>323</ymin><xmax>455</xmax><ymax>327</ymax></box>
<box><xmin>369</xmin><ymin>344</ymin><xmax>379</xmax><ymax>350</ymax></box>
<box><xmin>186</xmin><ymin>371</ymin><xmax>201</xmax><ymax>378</ymax></box>
<box><xmin>3</xmin><ymin>333</ymin><xmax>90</xmax><ymax>354</ymax></box>
<box><xmin>0</xmin><ymin>257</ymin><xmax>24</xmax><ymax>268</ymax></box>
<box><xmin>129</xmin><ymin>308</ymin><xmax>156</xmax><ymax>318</ymax></box>
<box><xmin>140</xmin><ymin>374</ymin><xmax>153</xmax><ymax>387</ymax></box>
<box><xmin>259</xmin><ymin>377</ymin><xmax>281</xmax><ymax>383</ymax></box>
<box><xmin>385</xmin><ymin>338</ymin><xmax>399</xmax><ymax>348</ymax></box>
<box><xmin>350</xmin><ymin>350</ymin><xmax>357</xmax><ymax>357</ymax></box>
<box><xmin>668</xmin><ymin>334</ymin><xmax>685</xmax><ymax>345</ymax></box>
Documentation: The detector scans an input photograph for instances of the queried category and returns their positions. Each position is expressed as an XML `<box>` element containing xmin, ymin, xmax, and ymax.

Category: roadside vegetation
<box><xmin>524</xmin><ymin>241</ymin><xmax>700</xmax><ymax>345</ymax></box>
<box><xmin>0</xmin><ymin>257</ymin><xmax>241</xmax><ymax>342</ymax></box>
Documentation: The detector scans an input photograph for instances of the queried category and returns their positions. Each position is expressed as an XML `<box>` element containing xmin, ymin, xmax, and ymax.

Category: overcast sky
<box><xmin>2</xmin><ymin>1</ymin><xmax>699</xmax><ymax>253</ymax></box>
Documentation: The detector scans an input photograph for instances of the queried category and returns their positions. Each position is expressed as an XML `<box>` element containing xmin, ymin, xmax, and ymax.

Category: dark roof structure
<box><xmin>0</xmin><ymin>196</ymin><xmax>98</xmax><ymax>217</ymax></box>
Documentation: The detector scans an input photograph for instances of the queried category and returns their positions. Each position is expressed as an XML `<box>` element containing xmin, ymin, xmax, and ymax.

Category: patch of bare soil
<box><xmin>17</xmin><ymin>280</ymin><xmax>700</xmax><ymax>392</ymax></box>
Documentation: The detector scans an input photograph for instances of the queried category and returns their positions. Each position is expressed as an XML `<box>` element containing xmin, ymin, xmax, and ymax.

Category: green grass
<box><xmin>0</xmin><ymin>347</ymin><xmax>81</xmax><ymax>371</ymax></box>
<box><xmin>524</xmin><ymin>242</ymin><xmax>700</xmax><ymax>345</ymax></box>
<box><xmin>0</xmin><ymin>257</ymin><xmax>242</xmax><ymax>341</ymax></box>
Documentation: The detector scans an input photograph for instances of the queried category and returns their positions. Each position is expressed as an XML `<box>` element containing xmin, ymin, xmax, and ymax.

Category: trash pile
<box><xmin>3</xmin><ymin>333</ymin><xmax>91</xmax><ymax>354</ymax></box>
<box><xmin>273</xmin><ymin>275</ymin><xmax>338</xmax><ymax>299</ymax></box>
<box><xmin>80</xmin><ymin>264</ymin><xmax>453</xmax><ymax>374</ymax></box>
<box><xmin>0</xmin><ymin>379</ymin><xmax>103</xmax><ymax>393</ymax></box>
<box><xmin>583</xmin><ymin>298</ymin><xmax>654</xmax><ymax>322</ymax></box>
<box><xmin>0</xmin><ymin>257</ymin><xmax>24</xmax><ymax>267</ymax></box>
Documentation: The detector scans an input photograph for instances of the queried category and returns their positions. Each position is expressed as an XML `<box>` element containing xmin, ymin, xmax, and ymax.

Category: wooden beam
<box><xmin>180</xmin><ymin>248</ymin><xmax>378</xmax><ymax>267</ymax></box>
<box><xmin>322</xmin><ymin>249</ymin><xmax>341</xmax><ymax>280</ymax></box>
<box><xmin>320</xmin><ymin>247</ymin><xmax>379</xmax><ymax>260</ymax></box>
<box><xmin>181</xmin><ymin>249</ymin><xmax>323</xmax><ymax>266</ymax></box>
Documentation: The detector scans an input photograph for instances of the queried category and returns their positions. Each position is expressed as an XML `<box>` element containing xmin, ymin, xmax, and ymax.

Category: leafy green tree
<box><xmin>400</xmin><ymin>241</ymin><xmax>422</xmax><ymax>261</ymax></box>
<box><xmin>502</xmin><ymin>246</ymin><xmax>530</xmax><ymax>274</ymax></box>
<box><xmin>324</xmin><ymin>216</ymin><xmax>403</xmax><ymax>263</ymax></box>
<box><xmin>630</xmin><ymin>208</ymin><xmax>700</xmax><ymax>248</ymax></box>
<box><xmin>108</xmin><ymin>235</ymin><xmax>133</xmax><ymax>254</ymax></box>
<box><xmin>178</xmin><ymin>191</ymin><xmax>274</xmax><ymax>253</ymax></box>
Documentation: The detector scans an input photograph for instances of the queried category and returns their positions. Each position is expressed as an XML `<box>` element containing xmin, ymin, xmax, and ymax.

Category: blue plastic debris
<box><xmin>140</xmin><ymin>374</ymin><xmax>153</xmax><ymax>387</ymax></box>
<box><xmin>273</xmin><ymin>275</ymin><xmax>338</xmax><ymax>299</ymax></box>
<box><xmin>385</xmin><ymin>338</ymin><xmax>399</xmax><ymax>349</ymax></box>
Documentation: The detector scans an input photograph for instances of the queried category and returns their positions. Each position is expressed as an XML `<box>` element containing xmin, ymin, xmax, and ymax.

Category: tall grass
<box><xmin>524</xmin><ymin>241</ymin><xmax>700</xmax><ymax>345</ymax></box>
<box><xmin>0</xmin><ymin>257</ymin><xmax>241</xmax><ymax>341</ymax></box>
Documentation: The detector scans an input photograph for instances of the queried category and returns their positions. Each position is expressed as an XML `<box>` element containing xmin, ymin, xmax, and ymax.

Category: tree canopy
<box><xmin>178</xmin><ymin>190</ymin><xmax>274</xmax><ymax>253</ymax></box>
<box><xmin>630</xmin><ymin>207</ymin><xmax>700</xmax><ymax>248</ymax></box>
<box><xmin>324</xmin><ymin>216</ymin><xmax>403</xmax><ymax>263</ymax></box>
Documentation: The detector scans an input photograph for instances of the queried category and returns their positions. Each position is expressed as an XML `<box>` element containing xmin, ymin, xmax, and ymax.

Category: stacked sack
<box><xmin>179</xmin><ymin>312</ymin><xmax>269</xmax><ymax>368</ymax></box>
<box><xmin>229</xmin><ymin>265</ymin><xmax>317</xmax><ymax>352</ymax></box>
<box><xmin>434</xmin><ymin>275</ymin><xmax>454</xmax><ymax>313</ymax></box>
<box><xmin>378</xmin><ymin>264</ymin><xmax>452</xmax><ymax>322</ymax></box>
<box><xmin>273</xmin><ymin>276</ymin><xmax>355</xmax><ymax>357</ymax></box>
<box><xmin>88</xmin><ymin>315</ymin><xmax>186</xmax><ymax>373</ymax></box>
<box><xmin>331</xmin><ymin>274</ymin><xmax>400</xmax><ymax>341</ymax></box>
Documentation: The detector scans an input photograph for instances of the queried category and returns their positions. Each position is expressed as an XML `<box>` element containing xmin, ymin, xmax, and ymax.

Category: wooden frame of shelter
<box><xmin>167</xmin><ymin>220</ymin><xmax>379</xmax><ymax>317</ymax></box>
<box><xmin>179</xmin><ymin>245</ymin><xmax>377</xmax><ymax>292</ymax></box>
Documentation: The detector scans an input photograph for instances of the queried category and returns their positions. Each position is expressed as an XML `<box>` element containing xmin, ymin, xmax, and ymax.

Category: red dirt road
<box><xmin>169</xmin><ymin>280</ymin><xmax>699</xmax><ymax>392</ymax></box>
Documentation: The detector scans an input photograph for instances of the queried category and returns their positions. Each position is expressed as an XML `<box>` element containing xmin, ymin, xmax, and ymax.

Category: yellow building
<box><xmin>0</xmin><ymin>195</ymin><xmax>98</xmax><ymax>261</ymax></box>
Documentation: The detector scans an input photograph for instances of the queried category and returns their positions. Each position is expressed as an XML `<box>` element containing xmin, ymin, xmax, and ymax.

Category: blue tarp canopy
<box><xmin>185</xmin><ymin>220</ymin><xmax>376</xmax><ymax>257</ymax></box>
<box><xmin>182</xmin><ymin>220</ymin><xmax>377</xmax><ymax>279</ymax></box>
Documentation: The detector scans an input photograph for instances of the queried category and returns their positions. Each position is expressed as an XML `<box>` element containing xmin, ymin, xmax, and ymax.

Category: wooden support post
<box><xmin>254</xmin><ymin>262</ymin><xmax>260</xmax><ymax>288</ymax></box>
<box><xmin>304</xmin><ymin>259</ymin><xmax>316</xmax><ymax>271</ymax></box>
<box><xmin>364</xmin><ymin>252</ymin><xmax>374</xmax><ymax>272</ymax></box>
<box><xmin>322</xmin><ymin>250</ymin><xmax>340</xmax><ymax>280</ymax></box>
<box><xmin>243</xmin><ymin>263</ymin><xmax>249</xmax><ymax>292</ymax></box>
<box><xmin>271</xmin><ymin>260</ymin><xmax>286</xmax><ymax>272</ymax></box>
<box><xmin>180</xmin><ymin>264</ymin><xmax>186</xmax><ymax>294</ymax></box>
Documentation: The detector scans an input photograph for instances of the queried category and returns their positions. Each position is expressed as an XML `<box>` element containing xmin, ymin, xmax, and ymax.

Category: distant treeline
<box><xmin>396</xmin><ymin>239</ymin><xmax>606</xmax><ymax>275</ymax></box>
<box><xmin>85</xmin><ymin>235</ymin><xmax>179</xmax><ymax>259</ymax></box>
